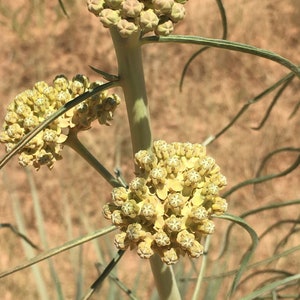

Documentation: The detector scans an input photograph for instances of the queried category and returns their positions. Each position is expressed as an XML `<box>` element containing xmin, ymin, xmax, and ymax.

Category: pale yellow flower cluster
<box><xmin>87</xmin><ymin>0</ymin><xmax>187</xmax><ymax>37</ymax></box>
<box><xmin>103</xmin><ymin>140</ymin><xmax>227</xmax><ymax>264</ymax></box>
<box><xmin>0</xmin><ymin>74</ymin><xmax>120</xmax><ymax>169</ymax></box>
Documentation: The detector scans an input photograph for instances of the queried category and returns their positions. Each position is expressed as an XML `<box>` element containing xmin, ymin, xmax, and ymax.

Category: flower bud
<box><xmin>154</xmin><ymin>230</ymin><xmax>171</xmax><ymax>247</ymax></box>
<box><xmin>169</xmin><ymin>2</ymin><xmax>185</xmax><ymax>22</ymax></box>
<box><xmin>121</xmin><ymin>199</ymin><xmax>140</xmax><ymax>218</ymax></box>
<box><xmin>117</xmin><ymin>19</ymin><xmax>138</xmax><ymax>38</ymax></box>
<box><xmin>212</xmin><ymin>197</ymin><xmax>228</xmax><ymax>215</ymax></box>
<box><xmin>114</xmin><ymin>232</ymin><xmax>128</xmax><ymax>249</ymax></box>
<box><xmin>99</xmin><ymin>8</ymin><xmax>121</xmax><ymax>27</ymax></box>
<box><xmin>188</xmin><ymin>240</ymin><xmax>204</xmax><ymax>258</ymax></box>
<box><xmin>155</xmin><ymin>19</ymin><xmax>174</xmax><ymax>36</ymax></box>
<box><xmin>140</xmin><ymin>9</ymin><xmax>159</xmax><ymax>33</ymax></box>
<box><xmin>198</xmin><ymin>219</ymin><xmax>215</xmax><ymax>234</ymax></box>
<box><xmin>153</xmin><ymin>0</ymin><xmax>174</xmax><ymax>15</ymax></box>
<box><xmin>112</xmin><ymin>187</ymin><xmax>129</xmax><ymax>206</ymax></box>
<box><xmin>87</xmin><ymin>0</ymin><xmax>105</xmax><ymax>15</ymax></box>
<box><xmin>126</xmin><ymin>223</ymin><xmax>145</xmax><ymax>241</ymax></box>
<box><xmin>121</xmin><ymin>0</ymin><xmax>144</xmax><ymax>18</ymax></box>
<box><xmin>137</xmin><ymin>239</ymin><xmax>154</xmax><ymax>258</ymax></box>
<box><xmin>165</xmin><ymin>215</ymin><xmax>183</xmax><ymax>232</ymax></box>
<box><xmin>176</xmin><ymin>230</ymin><xmax>194</xmax><ymax>249</ymax></box>
<box><xmin>162</xmin><ymin>248</ymin><xmax>178</xmax><ymax>265</ymax></box>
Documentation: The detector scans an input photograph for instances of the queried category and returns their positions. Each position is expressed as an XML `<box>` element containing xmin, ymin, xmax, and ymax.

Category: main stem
<box><xmin>110</xmin><ymin>29</ymin><xmax>152</xmax><ymax>154</ymax></box>
<box><xmin>110</xmin><ymin>29</ymin><xmax>181</xmax><ymax>300</ymax></box>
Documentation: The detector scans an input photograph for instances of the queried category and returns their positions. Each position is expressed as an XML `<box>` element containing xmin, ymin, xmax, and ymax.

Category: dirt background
<box><xmin>0</xmin><ymin>0</ymin><xmax>300</xmax><ymax>299</ymax></box>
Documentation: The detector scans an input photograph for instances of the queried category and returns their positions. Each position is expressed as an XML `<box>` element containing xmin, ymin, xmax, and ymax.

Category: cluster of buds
<box><xmin>103</xmin><ymin>140</ymin><xmax>227</xmax><ymax>264</ymax></box>
<box><xmin>87</xmin><ymin>0</ymin><xmax>187</xmax><ymax>38</ymax></box>
<box><xmin>0</xmin><ymin>74</ymin><xmax>120</xmax><ymax>169</ymax></box>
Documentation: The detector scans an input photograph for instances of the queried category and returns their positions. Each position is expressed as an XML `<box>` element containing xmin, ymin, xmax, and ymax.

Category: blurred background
<box><xmin>0</xmin><ymin>0</ymin><xmax>299</xmax><ymax>299</ymax></box>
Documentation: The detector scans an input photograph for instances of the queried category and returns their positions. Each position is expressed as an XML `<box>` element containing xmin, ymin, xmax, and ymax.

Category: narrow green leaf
<box><xmin>179</xmin><ymin>0</ymin><xmax>228</xmax><ymax>90</ymax></box>
<box><xmin>214</xmin><ymin>214</ymin><xmax>258</xmax><ymax>297</ymax></box>
<box><xmin>218</xmin><ymin>200</ymin><xmax>300</xmax><ymax>261</ymax></box>
<box><xmin>241</xmin><ymin>273</ymin><xmax>300</xmax><ymax>300</ymax></box>
<box><xmin>142</xmin><ymin>35</ymin><xmax>300</xmax><ymax>77</ymax></box>
<box><xmin>252</xmin><ymin>74</ymin><xmax>295</xmax><ymax>130</ymax></box>
<box><xmin>89</xmin><ymin>65</ymin><xmax>119</xmax><ymax>82</ymax></box>
<box><xmin>58</xmin><ymin>0</ymin><xmax>69</xmax><ymax>18</ymax></box>
<box><xmin>210</xmin><ymin>72</ymin><xmax>295</xmax><ymax>143</ymax></box>
<box><xmin>0</xmin><ymin>226</ymin><xmax>116</xmax><ymax>279</ymax></box>
<box><xmin>26</xmin><ymin>169</ymin><xmax>64</xmax><ymax>299</ymax></box>
<box><xmin>223</xmin><ymin>155</ymin><xmax>300</xmax><ymax>198</ymax></box>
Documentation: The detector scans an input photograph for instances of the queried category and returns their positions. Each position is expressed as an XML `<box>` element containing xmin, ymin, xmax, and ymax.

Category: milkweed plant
<box><xmin>1</xmin><ymin>1</ymin><xmax>300</xmax><ymax>299</ymax></box>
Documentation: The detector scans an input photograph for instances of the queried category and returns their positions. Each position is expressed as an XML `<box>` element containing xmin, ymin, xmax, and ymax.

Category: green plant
<box><xmin>0</xmin><ymin>1</ymin><xmax>299</xmax><ymax>299</ymax></box>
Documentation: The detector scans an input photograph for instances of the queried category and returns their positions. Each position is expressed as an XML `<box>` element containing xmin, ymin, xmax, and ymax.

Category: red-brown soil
<box><xmin>0</xmin><ymin>1</ymin><xmax>299</xmax><ymax>299</ymax></box>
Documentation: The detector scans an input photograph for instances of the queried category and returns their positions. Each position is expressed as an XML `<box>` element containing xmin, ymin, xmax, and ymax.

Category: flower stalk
<box><xmin>65</xmin><ymin>129</ymin><xmax>121</xmax><ymax>188</ymax></box>
<box><xmin>109</xmin><ymin>28</ymin><xmax>181</xmax><ymax>300</ymax></box>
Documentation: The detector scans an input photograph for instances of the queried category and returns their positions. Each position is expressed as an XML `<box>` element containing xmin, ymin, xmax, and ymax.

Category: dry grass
<box><xmin>0</xmin><ymin>0</ymin><xmax>299</xmax><ymax>299</ymax></box>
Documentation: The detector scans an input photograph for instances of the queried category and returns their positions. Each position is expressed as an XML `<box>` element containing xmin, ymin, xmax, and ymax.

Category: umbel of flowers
<box><xmin>103</xmin><ymin>140</ymin><xmax>227</xmax><ymax>264</ymax></box>
<box><xmin>87</xmin><ymin>0</ymin><xmax>187</xmax><ymax>37</ymax></box>
<box><xmin>0</xmin><ymin>75</ymin><xmax>120</xmax><ymax>170</ymax></box>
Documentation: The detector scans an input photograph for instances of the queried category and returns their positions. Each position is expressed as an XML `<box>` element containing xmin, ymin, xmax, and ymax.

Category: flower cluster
<box><xmin>87</xmin><ymin>0</ymin><xmax>187</xmax><ymax>37</ymax></box>
<box><xmin>103</xmin><ymin>140</ymin><xmax>227</xmax><ymax>264</ymax></box>
<box><xmin>0</xmin><ymin>74</ymin><xmax>120</xmax><ymax>169</ymax></box>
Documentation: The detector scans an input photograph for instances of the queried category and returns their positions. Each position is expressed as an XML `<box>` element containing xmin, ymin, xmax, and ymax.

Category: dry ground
<box><xmin>0</xmin><ymin>0</ymin><xmax>299</xmax><ymax>299</ymax></box>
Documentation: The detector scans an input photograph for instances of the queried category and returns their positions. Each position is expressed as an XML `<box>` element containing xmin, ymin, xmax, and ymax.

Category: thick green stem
<box><xmin>150</xmin><ymin>254</ymin><xmax>182</xmax><ymax>300</ymax></box>
<box><xmin>110</xmin><ymin>29</ymin><xmax>180</xmax><ymax>300</ymax></box>
<box><xmin>110</xmin><ymin>29</ymin><xmax>152</xmax><ymax>154</ymax></box>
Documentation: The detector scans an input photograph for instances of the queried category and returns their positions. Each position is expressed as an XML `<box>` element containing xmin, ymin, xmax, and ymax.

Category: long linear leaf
<box><xmin>256</xmin><ymin>147</ymin><xmax>300</xmax><ymax>177</ymax></box>
<box><xmin>214</xmin><ymin>214</ymin><xmax>258</xmax><ymax>298</ymax></box>
<box><xmin>0</xmin><ymin>223</ymin><xmax>39</xmax><ymax>250</ymax></box>
<box><xmin>206</xmin><ymin>72</ymin><xmax>295</xmax><ymax>144</ymax></box>
<box><xmin>218</xmin><ymin>199</ymin><xmax>300</xmax><ymax>260</ymax></box>
<box><xmin>179</xmin><ymin>0</ymin><xmax>228</xmax><ymax>90</ymax></box>
<box><xmin>223</xmin><ymin>155</ymin><xmax>300</xmax><ymax>198</ymax></box>
<box><xmin>0</xmin><ymin>226</ymin><xmax>116</xmax><ymax>279</ymax></box>
<box><xmin>142</xmin><ymin>35</ymin><xmax>300</xmax><ymax>77</ymax></box>
<box><xmin>11</xmin><ymin>187</ymin><xmax>50</xmax><ymax>300</ymax></box>
<box><xmin>58</xmin><ymin>0</ymin><xmax>69</xmax><ymax>18</ymax></box>
<box><xmin>191</xmin><ymin>236</ymin><xmax>211</xmax><ymax>300</ymax></box>
<box><xmin>252</xmin><ymin>74</ymin><xmax>295</xmax><ymax>130</ymax></box>
<box><xmin>82</xmin><ymin>250</ymin><xmax>126</xmax><ymax>300</ymax></box>
<box><xmin>239</xmin><ymin>269</ymin><xmax>293</xmax><ymax>287</ymax></box>
<box><xmin>26</xmin><ymin>169</ymin><xmax>64</xmax><ymax>299</ymax></box>
<box><xmin>241</xmin><ymin>273</ymin><xmax>300</xmax><ymax>300</ymax></box>
<box><xmin>95</xmin><ymin>262</ymin><xmax>139</xmax><ymax>300</ymax></box>
<box><xmin>206</xmin><ymin>244</ymin><xmax>300</xmax><ymax>281</ymax></box>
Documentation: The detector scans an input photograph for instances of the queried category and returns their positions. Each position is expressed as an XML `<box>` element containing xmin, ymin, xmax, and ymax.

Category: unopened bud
<box><xmin>117</xmin><ymin>19</ymin><xmax>138</xmax><ymax>38</ymax></box>
<box><xmin>153</xmin><ymin>0</ymin><xmax>174</xmax><ymax>15</ymax></box>
<box><xmin>121</xmin><ymin>0</ymin><xmax>144</xmax><ymax>18</ymax></box>
<box><xmin>140</xmin><ymin>9</ymin><xmax>159</xmax><ymax>33</ymax></box>
<box><xmin>155</xmin><ymin>20</ymin><xmax>174</xmax><ymax>36</ymax></box>
<box><xmin>170</xmin><ymin>3</ymin><xmax>185</xmax><ymax>22</ymax></box>
<box><xmin>99</xmin><ymin>8</ymin><xmax>121</xmax><ymax>27</ymax></box>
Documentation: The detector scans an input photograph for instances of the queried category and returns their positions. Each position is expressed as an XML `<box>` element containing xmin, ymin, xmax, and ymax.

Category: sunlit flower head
<box><xmin>103</xmin><ymin>140</ymin><xmax>227</xmax><ymax>264</ymax></box>
<box><xmin>87</xmin><ymin>0</ymin><xmax>187</xmax><ymax>37</ymax></box>
<box><xmin>0</xmin><ymin>74</ymin><xmax>121</xmax><ymax>169</ymax></box>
